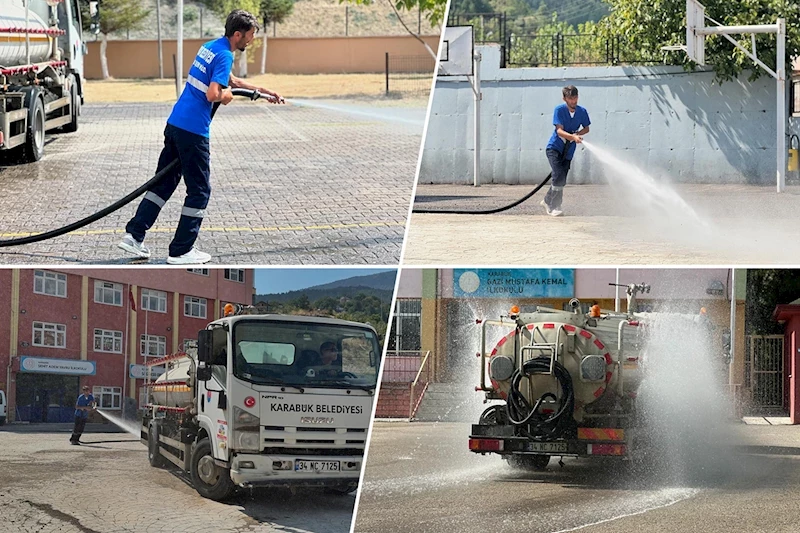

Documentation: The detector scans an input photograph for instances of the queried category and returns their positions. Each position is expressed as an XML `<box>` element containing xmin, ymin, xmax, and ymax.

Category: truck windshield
<box><xmin>232</xmin><ymin>320</ymin><xmax>381</xmax><ymax>389</ymax></box>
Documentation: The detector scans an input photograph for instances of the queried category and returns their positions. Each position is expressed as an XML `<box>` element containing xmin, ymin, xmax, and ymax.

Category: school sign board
<box><xmin>453</xmin><ymin>269</ymin><xmax>574</xmax><ymax>298</ymax></box>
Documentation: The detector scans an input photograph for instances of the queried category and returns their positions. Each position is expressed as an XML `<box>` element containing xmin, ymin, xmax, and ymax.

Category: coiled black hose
<box><xmin>506</xmin><ymin>356</ymin><xmax>575</xmax><ymax>440</ymax></box>
<box><xmin>0</xmin><ymin>88</ymin><xmax>274</xmax><ymax>248</ymax></box>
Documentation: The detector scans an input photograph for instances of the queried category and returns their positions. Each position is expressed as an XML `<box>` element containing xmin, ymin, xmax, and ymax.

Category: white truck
<box><xmin>0</xmin><ymin>0</ymin><xmax>90</xmax><ymax>161</ymax></box>
<box><xmin>0</xmin><ymin>389</ymin><xmax>6</xmax><ymax>425</ymax></box>
<box><xmin>141</xmin><ymin>308</ymin><xmax>381</xmax><ymax>501</ymax></box>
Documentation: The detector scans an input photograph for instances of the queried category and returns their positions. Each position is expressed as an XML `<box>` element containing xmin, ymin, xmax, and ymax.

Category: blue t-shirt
<box><xmin>546</xmin><ymin>103</ymin><xmax>591</xmax><ymax>160</ymax></box>
<box><xmin>75</xmin><ymin>393</ymin><xmax>94</xmax><ymax>419</ymax></box>
<box><xmin>167</xmin><ymin>36</ymin><xmax>235</xmax><ymax>138</ymax></box>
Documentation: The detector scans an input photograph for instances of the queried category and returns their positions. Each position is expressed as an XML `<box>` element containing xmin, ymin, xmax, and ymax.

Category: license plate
<box><xmin>525</xmin><ymin>441</ymin><xmax>567</xmax><ymax>453</ymax></box>
<box><xmin>295</xmin><ymin>460</ymin><xmax>340</xmax><ymax>472</ymax></box>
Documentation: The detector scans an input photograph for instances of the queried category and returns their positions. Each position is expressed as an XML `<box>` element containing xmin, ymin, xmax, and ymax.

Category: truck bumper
<box><xmin>469</xmin><ymin>424</ymin><xmax>627</xmax><ymax>458</ymax></box>
<box><xmin>229</xmin><ymin>453</ymin><xmax>362</xmax><ymax>486</ymax></box>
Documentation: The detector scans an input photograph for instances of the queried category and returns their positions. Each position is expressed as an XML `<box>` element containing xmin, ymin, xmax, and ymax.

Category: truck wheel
<box><xmin>24</xmin><ymin>95</ymin><xmax>45</xmax><ymax>162</ymax></box>
<box><xmin>507</xmin><ymin>455</ymin><xmax>550</xmax><ymax>471</ymax></box>
<box><xmin>190</xmin><ymin>437</ymin><xmax>234</xmax><ymax>501</ymax></box>
<box><xmin>62</xmin><ymin>80</ymin><xmax>79</xmax><ymax>133</ymax></box>
<box><xmin>148</xmin><ymin>422</ymin><xmax>167</xmax><ymax>468</ymax></box>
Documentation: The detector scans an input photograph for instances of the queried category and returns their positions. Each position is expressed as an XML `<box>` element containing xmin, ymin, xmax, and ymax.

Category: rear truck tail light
<box><xmin>587</xmin><ymin>444</ymin><xmax>627</xmax><ymax>456</ymax></box>
<box><xmin>469</xmin><ymin>438</ymin><xmax>504</xmax><ymax>452</ymax></box>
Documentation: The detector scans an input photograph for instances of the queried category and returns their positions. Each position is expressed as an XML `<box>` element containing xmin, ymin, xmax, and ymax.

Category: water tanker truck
<box><xmin>142</xmin><ymin>306</ymin><xmax>381</xmax><ymax>500</ymax></box>
<box><xmin>0</xmin><ymin>0</ymin><xmax>91</xmax><ymax>161</ymax></box>
<box><xmin>469</xmin><ymin>284</ymin><xmax>653</xmax><ymax>469</ymax></box>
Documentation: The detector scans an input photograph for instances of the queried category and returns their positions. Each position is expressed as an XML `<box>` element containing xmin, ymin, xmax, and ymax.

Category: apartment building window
<box><xmin>93</xmin><ymin>329</ymin><xmax>123</xmax><ymax>353</ymax></box>
<box><xmin>187</xmin><ymin>268</ymin><xmax>209</xmax><ymax>276</ymax></box>
<box><xmin>141</xmin><ymin>289</ymin><xmax>167</xmax><ymax>313</ymax></box>
<box><xmin>92</xmin><ymin>386</ymin><xmax>121</xmax><ymax>410</ymax></box>
<box><xmin>33</xmin><ymin>270</ymin><xmax>67</xmax><ymax>298</ymax></box>
<box><xmin>33</xmin><ymin>321</ymin><xmax>66</xmax><ymax>348</ymax></box>
<box><xmin>184</xmin><ymin>296</ymin><xmax>207</xmax><ymax>319</ymax></box>
<box><xmin>94</xmin><ymin>280</ymin><xmax>123</xmax><ymax>306</ymax></box>
<box><xmin>224</xmin><ymin>269</ymin><xmax>245</xmax><ymax>283</ymax></box>
<box><xmin>140</xmin><ymin>334</ymin><xmax>167</xmax><ymax>357</ymax></box>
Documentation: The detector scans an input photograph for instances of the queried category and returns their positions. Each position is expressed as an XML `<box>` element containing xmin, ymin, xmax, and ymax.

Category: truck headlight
<box><xmin>236</xmin><ymin>431</ymin><xmax>260</xmax><ymax>452</ymax></box>
<box><xmin>233</xmin><ymin>406</ymin><xmax>261</xmax><ymax>452</ymax></box>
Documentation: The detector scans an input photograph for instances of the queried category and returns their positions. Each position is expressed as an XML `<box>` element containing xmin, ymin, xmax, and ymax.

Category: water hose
<box><xmin>506</xmin><ymin>356</ymin><xmax>575</xmax><ymax>440</ymax></box>
<box><xmin>0</xmin><ymin>88</ymin><xmax>276</xmax><ymax>248</ymax></box>
<box><xmin>412</xmin><ymin>172</ymin><xmax>552</xmax><ymax>215</ymax></box>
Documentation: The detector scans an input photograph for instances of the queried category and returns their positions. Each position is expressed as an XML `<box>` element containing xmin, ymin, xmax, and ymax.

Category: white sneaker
<box><xmin>549</xmin><ymin>209</ymin><xmax>564</xmax><ymax>217</ymax></box>
<box><xmin>117</xmin><ymin>233</ymin><xmax>151</xmax><ymax>259</ymax></box>
<box><xmin>540</xmin><ymin>199</ymin><xmax>552</xmax><ymax>215</ymax></box>
<box><xmin>167</xmin><ymin>247</ymin><xmax>212</xmax><ymax>265</ymax></box>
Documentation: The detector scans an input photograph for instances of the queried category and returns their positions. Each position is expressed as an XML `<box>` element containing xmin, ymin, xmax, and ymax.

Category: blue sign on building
<box><xmin>453</xmin><ymin>269</ymin><xmax>574</xmax><ymax>298</ymax></box>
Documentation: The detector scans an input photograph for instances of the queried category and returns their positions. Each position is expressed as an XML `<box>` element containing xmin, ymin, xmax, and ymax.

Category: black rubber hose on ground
<box><xmin>411</xmin><ymin>172</ymin><xmax>552</xmax><ymax>215</ymax></box>
<box><xmin>506</xmin><ymin>356</ymin><xmax>575</xmax><ymax>440</ymax></box>
<box><xmin>0</xmin><ymin>89</ymin><xmax>270</xmax><ymax>248</ymax></box>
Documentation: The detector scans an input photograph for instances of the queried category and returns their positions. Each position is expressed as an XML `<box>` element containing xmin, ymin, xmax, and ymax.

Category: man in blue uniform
<box><xmin>541</xmin><ymin>85</ymin><xmax>590</xmax><ymax>217</ymax></box>
<box><xmin>70</xmin><ymin>386</ymin><xmax>95</xmax><ymax>445</ymax></box>
<box><xmin>118</xmin><ymin>9</ymin><xmax>283</xmax><ymax>264</ymax></box>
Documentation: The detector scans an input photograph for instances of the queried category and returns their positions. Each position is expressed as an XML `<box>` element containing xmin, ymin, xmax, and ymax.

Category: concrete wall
<box><xmin>421</xmin><ymin>44</ymin><xmax>798</xmax><ymax>185</ymax></box>
<box><xmin>84</xmin><ymin>36</ymin><xmax>440</xmax><ymax>79</ymax></box>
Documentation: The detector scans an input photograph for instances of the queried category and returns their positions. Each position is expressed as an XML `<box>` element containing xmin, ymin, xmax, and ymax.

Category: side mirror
<box><xmin>196</xmin><ymin>366</ymin><xmax>212</xmax><ymax>382</ymax></box>
<box><xmin>197</xmin><ymin>330</ymin><xmax>213</xmax><ymax>363</ymax></box>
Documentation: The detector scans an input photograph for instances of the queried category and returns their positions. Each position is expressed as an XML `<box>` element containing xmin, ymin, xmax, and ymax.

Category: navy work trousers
<box><xmin>544</xmin><ymin>148</ymin><xmax>572</xmax><ymax>210</ymax></box>
<box><xmin>126</xmin><ymin>124</ymin><xmax>211</xmax><ymax>257</ymax></box>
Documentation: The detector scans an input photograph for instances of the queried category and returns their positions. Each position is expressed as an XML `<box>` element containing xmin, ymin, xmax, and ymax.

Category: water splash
<box><xmin>581</xmin><ymin>141</ymin><xmax>711</xmax><ymax>233</ymax></box>
<box><xmin>95</xmin><ymin>409</ymin><xmax>140</xmax><ymax>438</ymax></box>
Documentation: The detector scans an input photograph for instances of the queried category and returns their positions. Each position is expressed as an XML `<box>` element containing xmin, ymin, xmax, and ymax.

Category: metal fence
<box><xmin>447</xmin><ymin>12</ymin><xmax>659</xmax><ymax>69</ymax></box>
<box><xmin>385</xmin><ymin>53</ymin><xmax>436</xmax><ymax>96</ymax></box>
<box><xmin>745</xmin><ymin>335</ymin><xmax>785</xmax><ymax>410</ymax></box>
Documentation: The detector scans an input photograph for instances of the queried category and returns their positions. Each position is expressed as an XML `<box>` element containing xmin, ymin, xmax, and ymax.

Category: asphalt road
<box><xmin>0</xmin><ymin>424</ymin><xmax>355</xmax><ymax>532</ymax></box>
<box><xmin>354</xmin><ymin>421</ymin><xmax>800</xmax><ymax>533</ymax></box>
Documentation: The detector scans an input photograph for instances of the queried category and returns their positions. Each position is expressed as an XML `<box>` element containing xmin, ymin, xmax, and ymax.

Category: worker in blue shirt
<box><xmin>119</xmin><ymin>9</ymin><xmax>283</xmax><ymax>264</ymax></box>
<box><xmin>541</xmin><ymin>85</ymin><xmax>590</xmax><ymax>217</ymax></box>
<box><xmin>70</xmin><ymin>386</ymin><xmax>96</xmax><ymax>445</ymax></box>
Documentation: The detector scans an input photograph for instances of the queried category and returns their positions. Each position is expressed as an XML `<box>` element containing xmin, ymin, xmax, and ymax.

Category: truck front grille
<box><xmin>261</xmin><ymin>426</ymin><xmax>369</xmax><ymax>449</ymax></box>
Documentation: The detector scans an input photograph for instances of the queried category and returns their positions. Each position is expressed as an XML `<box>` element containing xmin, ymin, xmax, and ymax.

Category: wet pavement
<box><xmin>407</xmin><ymin>183</ymin><xmax>800</xmax><ymax>264</ymax></box>
<box><xmin>0</xmin><ymin>100</ymin><xmax>423</xmax><ymax>265</ymax></box>
<box><xmin>0</xmin><ymin>424</ymin><xmax>355</xmax><ymax>532</ymax></box>
<box><xmin>354</xmin><ymin>421</ymin><xmax>800</xmax><ymax>533</ymax></box>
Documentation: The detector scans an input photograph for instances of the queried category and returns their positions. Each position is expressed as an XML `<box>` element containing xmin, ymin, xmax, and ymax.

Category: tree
<box><xmin>342</xmin><ymin>0</ymin><xmax>448</xmax><ymax>59</ymax></box>
<box><xmin>81</xmin><ymin>0</ymin><xmax>150</xmax><ymax>79</ymax></box>
<box><xmin>600</xmin><ymin>0</ymin><xmax>800</xmax><ymax>83</ymax></box>
<box><xmin>199</xmin><ymin>0</ymin><xmax>261</xmax><ymax>76</ymax></box>
<box><xmin>258</xmin><ymin>0</ymin><xmax>294</xmax><ymax>74</ymax></box>
<box><xmin>746</xmin><ymin>270</ymin><xmax>800</xmax><ymax>335</ymax></box>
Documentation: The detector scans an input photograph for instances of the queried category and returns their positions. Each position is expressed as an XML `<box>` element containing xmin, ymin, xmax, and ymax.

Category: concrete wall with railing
<box><xmin>421</xmin><ymin>44</ymin><xmax>800</xmax><ymax>185</ymax></box>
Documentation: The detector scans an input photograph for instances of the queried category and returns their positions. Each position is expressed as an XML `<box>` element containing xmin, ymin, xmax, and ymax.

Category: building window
<box><xmin>94</xmin><ymin>329</ymin><xmax>123</xmax><ymax>353</ymax></box>
<box><xmin>140</xmin><ymin>334</ymin><xmax>167</xmax><ymax>358</ymax></box>
<box><xmin>224</xmin><ymin>269</ymin><xmax>245</xmax><ymax>283</ymax></box>
<box><xmin>33</xmin><ymin>270</ymin><xmax>67</xmax><ymax>298</ymax></box>
<box><xmin>92</xmin><ymin>386</ymin><xmax>121</xmax><ymax>410</ymax></box>
<box><xmin>187</xmin><ymin>268</ymin><xmax>209</xmax><ymax>276</ymax></box>
<box><xmin>387</xmin><ymin>298</ymin><xmax>422</xmax><ymax>354</ymax></box>
<box><xmin>184</xmin><ymin>296</ymin><xmax>207</xmax><ymax>319</ymax></box>
<box><xmin>141</xmin><ymin>289</ymin><xmax>167</xmax><ymax>313</ymax></box>
<box><xmin>33</xmin><ymin>321</ymin><xmax>66</xmax><ymax>348</ymax></box>
<box><xmin>94</xmin><ymin>280</ymin><xmax>123</xmax><ymax>306</ymax></box>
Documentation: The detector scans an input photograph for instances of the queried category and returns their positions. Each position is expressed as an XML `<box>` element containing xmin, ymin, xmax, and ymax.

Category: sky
<box><xmin>254</xmin><ymin>268</ymin><xmax>396</xmax><ymax>295</ymax></box>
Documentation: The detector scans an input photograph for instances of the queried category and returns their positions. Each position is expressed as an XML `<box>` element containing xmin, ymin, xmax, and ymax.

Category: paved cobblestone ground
<box><xmin>0</xmin><ymin>426</ymin><xmax>355</xmax><ymax>532</ymax></box>
<box><xmin>0</xmin><ymin>100</ymin><xmax>423</xmax><ymax>265</ymax></box>
<box><xmin>407</xmin><ymin>183</ymin><xmax>800</xmax><ymax>264</ymax></box>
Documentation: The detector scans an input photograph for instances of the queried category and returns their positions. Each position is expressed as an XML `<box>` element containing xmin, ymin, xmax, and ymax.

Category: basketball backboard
<box><xmin>687</xmin><ymin>0</ymin><xmax>706</xmax><ymax>64</ymax></box>
<box><xmin>438</xmin><ymin>25</ymin><xmax>474</xmax><ymax>76</ymax></box>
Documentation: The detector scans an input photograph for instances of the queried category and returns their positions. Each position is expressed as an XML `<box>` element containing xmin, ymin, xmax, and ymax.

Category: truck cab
<box><xmin>143</xmin><ymin>312</ymin><xmax>381</xmax><ymax>500</ymax></box>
